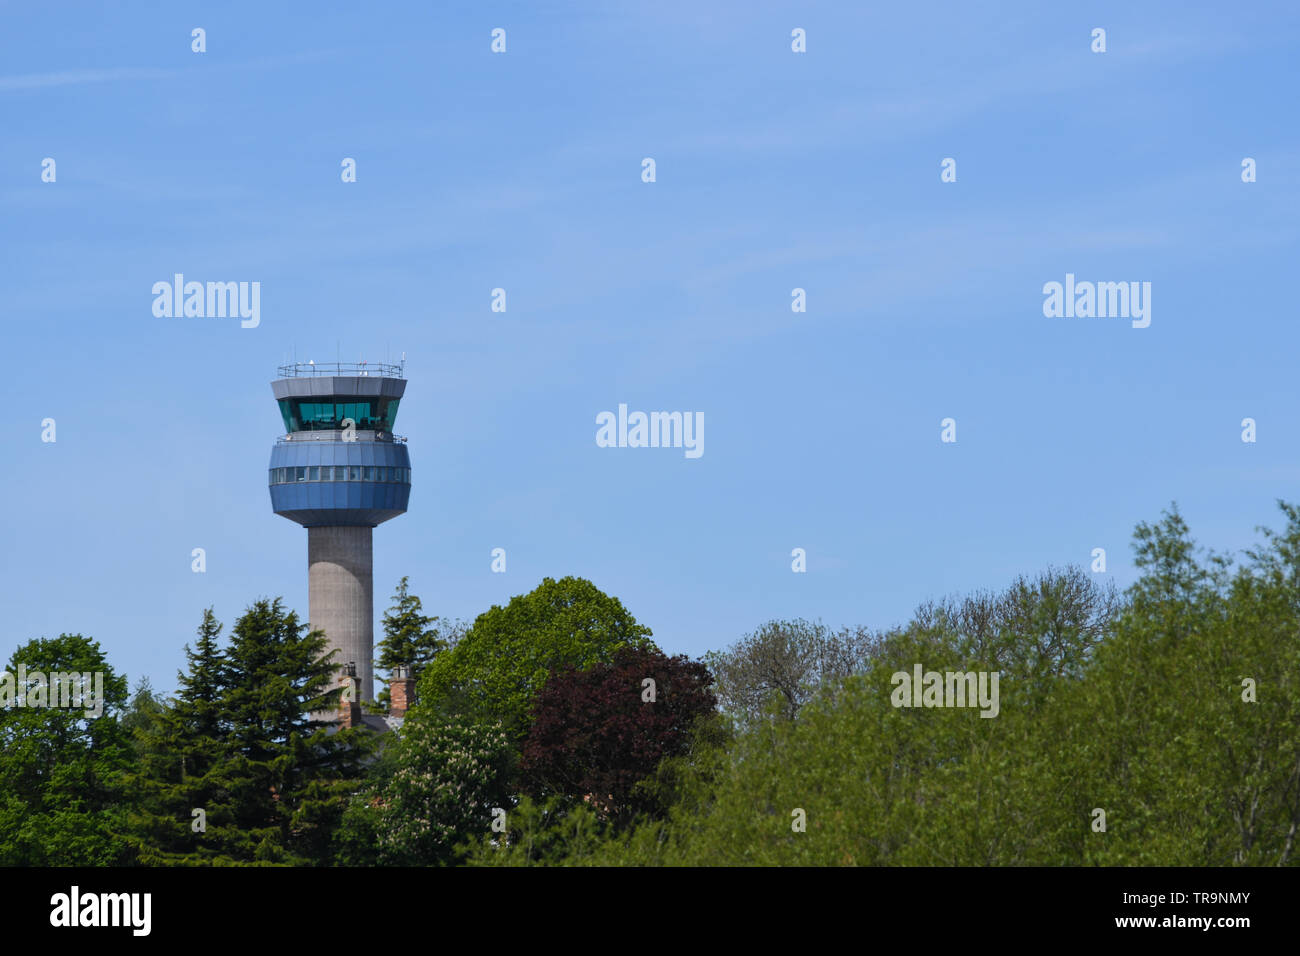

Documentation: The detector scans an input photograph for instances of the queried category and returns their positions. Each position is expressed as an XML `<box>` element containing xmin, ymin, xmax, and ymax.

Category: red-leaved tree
<box><xmin>520</xmin><ymin>646</ymin><xmax>716</xmax><ymax>825</ymax></box>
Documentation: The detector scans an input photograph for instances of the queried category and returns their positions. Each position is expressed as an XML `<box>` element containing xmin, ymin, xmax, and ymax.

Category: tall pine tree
<box><xmin>131</xmin><ymin>601</ymin><xmax>373</xmax><ymax>865</ymax></box>
<box><xmin>375</xmin><ymin>576</ymin><xmax>446</xmax><ymax>708</ymax></box>
<box><xmin>126</xmin><ymin>608</ymin><xmax>232</xmax><ymax>864</ymax></box>
<box><xmin>217</xmin><ymin>598</ymin><xmax>371</xmax><ymax>864</ymax></box>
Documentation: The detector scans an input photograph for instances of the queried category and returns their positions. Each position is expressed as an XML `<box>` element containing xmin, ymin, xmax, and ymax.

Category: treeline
<box><xmin>1</xmin><ymin>503</ymin><xmax>1297</xmax><ymax>866</ymax></box>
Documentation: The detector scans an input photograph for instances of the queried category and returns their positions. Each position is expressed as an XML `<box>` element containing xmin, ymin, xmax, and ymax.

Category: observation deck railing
<box><xmin>276</xmin><ymin>361</ymin><xmax>405</xmax><ymax>378</ymax></box>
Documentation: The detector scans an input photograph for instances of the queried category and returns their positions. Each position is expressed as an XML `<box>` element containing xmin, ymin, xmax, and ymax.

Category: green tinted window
<box><xmin>278</xmin><ymin>397</ymin><xmax>401</xmax><ymax>433</ymax></box>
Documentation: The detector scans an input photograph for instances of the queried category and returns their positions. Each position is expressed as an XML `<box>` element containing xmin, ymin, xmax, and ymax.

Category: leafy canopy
<box><xmin>521</xmin><ymin>646</ymin><xmax>717</xmax><ymax>826</ymax></box>
<box><xmin>417</xmin><ymin>576</ymin><xmax>656</xmax><ymax>737</ymax></box>
<box><xmin>0</xmin><ymin>634</ymin><xmax>133</xmax><ymax>866</ymax></box>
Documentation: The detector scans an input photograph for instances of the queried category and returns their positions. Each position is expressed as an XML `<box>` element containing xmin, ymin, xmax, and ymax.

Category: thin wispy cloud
<box><xmin>0</xmin><ymin>66</ymin><xmax>176</xmax><ymax>91</ymax></box>
<box><xmin>0</xmin><ymin>50</ymin><xmax>338</xmax><ymax>93</ymax></box>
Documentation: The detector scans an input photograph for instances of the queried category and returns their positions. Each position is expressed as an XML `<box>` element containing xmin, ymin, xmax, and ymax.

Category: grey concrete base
<box><xmin>308</xmin><ymin>525</ymin><xmax>374</xmax><ymax>702</ymax></box>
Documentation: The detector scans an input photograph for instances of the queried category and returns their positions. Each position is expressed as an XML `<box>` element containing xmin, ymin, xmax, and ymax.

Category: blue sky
<box><xmin>3</xmin><ymin>2</ymin><xmax>1298</xmax><ymax>696</ymax></box>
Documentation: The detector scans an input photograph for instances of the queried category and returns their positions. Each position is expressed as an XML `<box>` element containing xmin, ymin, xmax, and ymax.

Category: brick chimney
<box><xmin>338</xmin><ymin>662</ymin><xmax>361</xmax><ymax>728</ymax></box>
<box><xmin>390</xmin><ymin>663</ymin><xmax>415</xmax><ymax>718</ymax></box>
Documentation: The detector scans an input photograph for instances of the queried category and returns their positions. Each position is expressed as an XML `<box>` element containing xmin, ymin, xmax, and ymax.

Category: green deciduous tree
<box><xmin>461</xmin><ymin>794</ymin><xmax>609</xmax><ymax>867</ymax></box>
<box><xmin>0</xmin><ymin>634</ymin><xmax>134</xmax><ymax>866</ymax></box>
<box><xmin>704</xmin><ymin>619</ymin><xmax>881</xmax><ymax>729</ymax></box>
<box><xmin>1058</xmin><ymin>504</ymin><xmax>1300</xmax><ymax>865</ymax></box>
<box><xmin>550</xmin><ymin>507</ymin><xmax>1298</xmax><ymax>867</ymax></box>
<box><xmin>417</xmin><ymin>576</ymin><xmax>656</xmax><ymax>739</ymax></box>
<box><xmin>335</xmin><ymin>710</ymin><xmax>512</xmax><ymax>866</ymax></box>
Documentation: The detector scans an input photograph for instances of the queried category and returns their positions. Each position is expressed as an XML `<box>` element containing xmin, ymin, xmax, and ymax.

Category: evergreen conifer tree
<box><xmin>130</xmin><ymin>601</ymin><xmax>372</xmax><ymax>865</ymax></box>
<box><xmin>214</xmin><ymin>598</ymin><xmax>370</xmax><ymax>865</ymax></box>
<box><xmin>374</xmin><ymin>576</ymin><xmax>445</xmax><ymax>708</ymax></box>
<box><xmin>126</xmin><ymin>608</ymin><xmax>233</xmax><ymax>864</ymax></box>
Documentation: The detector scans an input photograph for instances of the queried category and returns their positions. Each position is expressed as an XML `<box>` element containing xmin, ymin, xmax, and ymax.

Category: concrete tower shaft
<box><xmin>308</xmin><ymin>526</ymin><xmax>374</xmax><ymax>703</ymax></box>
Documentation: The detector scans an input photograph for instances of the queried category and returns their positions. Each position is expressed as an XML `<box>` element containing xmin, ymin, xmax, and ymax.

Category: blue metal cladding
<box><xmin>268</xmin><ymin>440</ymin><xmax>412</xmax><ymax>527</ymax></box>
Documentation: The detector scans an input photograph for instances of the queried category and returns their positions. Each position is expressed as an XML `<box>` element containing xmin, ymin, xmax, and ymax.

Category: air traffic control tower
<box><xmin>268</xmin><ymin>361</ymin><xmax>411</xmax><ymax>703</ymax></box>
